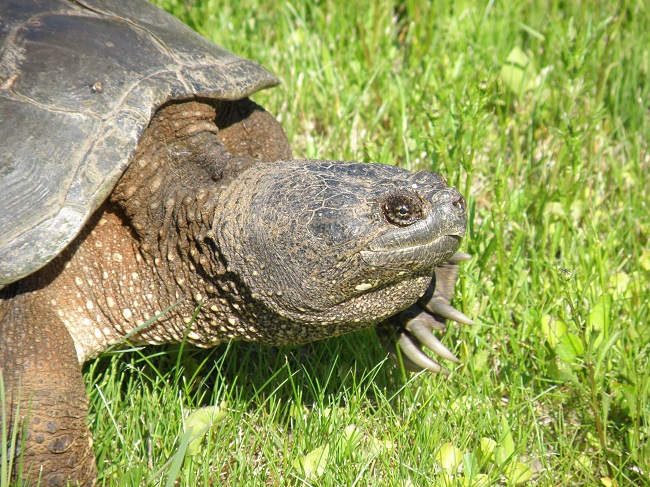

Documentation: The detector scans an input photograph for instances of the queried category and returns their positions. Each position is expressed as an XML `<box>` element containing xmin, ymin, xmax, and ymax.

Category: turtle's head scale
<box><xmin>215</xmin><ymin>160</ymin><xmax>466</xmax><ymax>330</ymax></box>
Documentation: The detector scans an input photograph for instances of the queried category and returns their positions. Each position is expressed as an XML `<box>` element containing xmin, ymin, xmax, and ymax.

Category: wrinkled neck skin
<box><xmin>105</xmin><ymin>101</ymin><xmax>388</xmax><ymax>360</ymax></box>
<box><xmin>106</xmin><ymin>101</ymin><xmax>296</xmax><ymax>352</ymax></box>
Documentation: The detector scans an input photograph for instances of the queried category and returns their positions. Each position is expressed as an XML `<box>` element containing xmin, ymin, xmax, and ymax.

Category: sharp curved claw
<box><xmin>377</xmin><ymin>253</ymin><xmax>474</xmax><ymax>376</ymax></box>
<box><xmin>425</xmin><ymin>300</ymin><xmax>476</xmax><ymax>325</ymax></box>
<box><xmin>396</xmin><ymin>334</ymin><xmax>450</xmax><ymax>375</ymax></box>
<box><xmin>385</xmin><ymin>341</ymin><xmax>428</xmax><ymax>373</ymax></box>
<box><xmin>406</xmin><ymin>321</ymin><xmax>459</xmax><ymax>363</ymax></box>
<box><xmin>449</xmin><ymin>252</ymin><xmax>472</xmax><ymax>263</ymax></box>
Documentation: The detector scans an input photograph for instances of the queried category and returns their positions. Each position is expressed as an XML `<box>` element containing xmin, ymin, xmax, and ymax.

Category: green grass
<box><xmin>4</xmin><ymin>0</ymin><xmax>649</xmax><ymax>485</ymax></box>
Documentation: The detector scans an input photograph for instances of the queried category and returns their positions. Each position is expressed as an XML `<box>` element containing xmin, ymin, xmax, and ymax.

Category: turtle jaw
<box><xmin>360</xmin><ymin>234</ymin><xmax>462</xmax><ymax>269</ymax></box>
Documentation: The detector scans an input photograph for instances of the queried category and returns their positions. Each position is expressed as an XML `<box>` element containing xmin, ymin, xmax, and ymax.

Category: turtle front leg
<box><xmin>376</xmin><ymin>253</ymin><xmax>475</xmax><ymax>374</ymax></box>
<box><xmin>1</xmin><ymin>284</ymin><xmax>96</xmax><ymax>487</ymax></box>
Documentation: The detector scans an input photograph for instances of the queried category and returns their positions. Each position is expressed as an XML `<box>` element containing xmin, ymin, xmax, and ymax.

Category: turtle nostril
<box><xmin>452</xmin><ymin>196</ymin><xmax>466</xmax><ymax>212</ymax></box>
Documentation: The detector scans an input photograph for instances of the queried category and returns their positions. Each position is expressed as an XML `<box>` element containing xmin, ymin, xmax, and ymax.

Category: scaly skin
<box><xmin>0</xmin><ymin>99</ymin><xmax>467</xmax><ymax>486</ymax></box>
<box><xmin>0</xmin><ymin>286</ymin><xmax>96</xmax><ymax>487</ymax></box>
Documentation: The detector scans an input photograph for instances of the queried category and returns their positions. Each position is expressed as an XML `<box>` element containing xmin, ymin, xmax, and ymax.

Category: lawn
<box><xmin>7</xmin><ymin>0</ymin><xmax>649</xmax><ymax>485</ymax></box>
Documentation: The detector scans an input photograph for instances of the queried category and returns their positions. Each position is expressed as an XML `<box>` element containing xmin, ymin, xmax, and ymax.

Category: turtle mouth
<box><xmin>360</xmin><ymin>234</ymin><xmax>462</xmax><ymax>268</ymax></box>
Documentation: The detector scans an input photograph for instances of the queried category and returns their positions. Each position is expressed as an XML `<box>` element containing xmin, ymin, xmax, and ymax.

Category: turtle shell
<box><xmin>0</xmin><ymin>0</ymin><xmax>278</xmax><ymax>287</ymax></box>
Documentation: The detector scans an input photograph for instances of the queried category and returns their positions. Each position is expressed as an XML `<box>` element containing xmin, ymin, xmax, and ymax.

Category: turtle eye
<box><xmin>382</xmin><ymin>191</ymin><xmax>423</xmax><ymax>226</ymax></box>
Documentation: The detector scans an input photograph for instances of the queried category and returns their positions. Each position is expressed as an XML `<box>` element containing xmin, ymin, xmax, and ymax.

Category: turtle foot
<box><xmin>376</xmin><ymin>252</ymin><xmax>474</xmax><ymax>375</ymax></box>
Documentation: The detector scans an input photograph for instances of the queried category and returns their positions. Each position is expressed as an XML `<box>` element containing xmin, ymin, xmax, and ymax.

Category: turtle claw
<box><xmin>385</xmin><ymin>334</ymin><xmax>449</xmax><ymax>375</ymax></box>
<box><xmin>449</xmin><ymin>252</ymin><xmax>472</xmax><ymax>263</ymax></box>
<box><xmin>407</xmin><ymin>320</ymin><xmax>459</xmax><ymax>363</ymax></box>
<box><xmin>396</xmin><ymin>333</ymin><xmax>448</xmax><ymax>374</ymax></box>
<box><xmin>424</xmin><ymin>300</ymin><xmax>476</xmax><ymax>325</ymax></box>
<box><xmin>376</xmin><ymin>256</ymin><xmax>472</xmax><ymax>374</ymax></box>
<box><xmin>385</xmin><ymin>342</ymin><xmax>427</xmax><ymax>373</ymax></box>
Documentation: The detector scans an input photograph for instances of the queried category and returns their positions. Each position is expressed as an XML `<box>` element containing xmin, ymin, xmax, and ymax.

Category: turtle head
<box><xmin>215</xmin><ymin>160</ymin><xmax>466</xmax><ymax>330</ymax></box>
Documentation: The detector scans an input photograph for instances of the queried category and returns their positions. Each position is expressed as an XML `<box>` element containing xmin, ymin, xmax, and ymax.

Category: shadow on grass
<box><xmin>84</xmin><ymin>326</ymin><xmax>410</xmax><ymax>422</ymax></box>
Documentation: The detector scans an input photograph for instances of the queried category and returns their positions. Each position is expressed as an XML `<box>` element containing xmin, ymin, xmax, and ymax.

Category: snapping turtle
<box><xmin>0</xmin><ymin>0</ymin><xmax>473</xmax><ymax>485</ymax></box>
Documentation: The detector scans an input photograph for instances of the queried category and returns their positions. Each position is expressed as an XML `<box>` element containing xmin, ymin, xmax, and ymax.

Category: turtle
<box><xmin>0</xmin><ymin>0</ymin><xmax>474</xmax><ymax>485</ymax></box>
